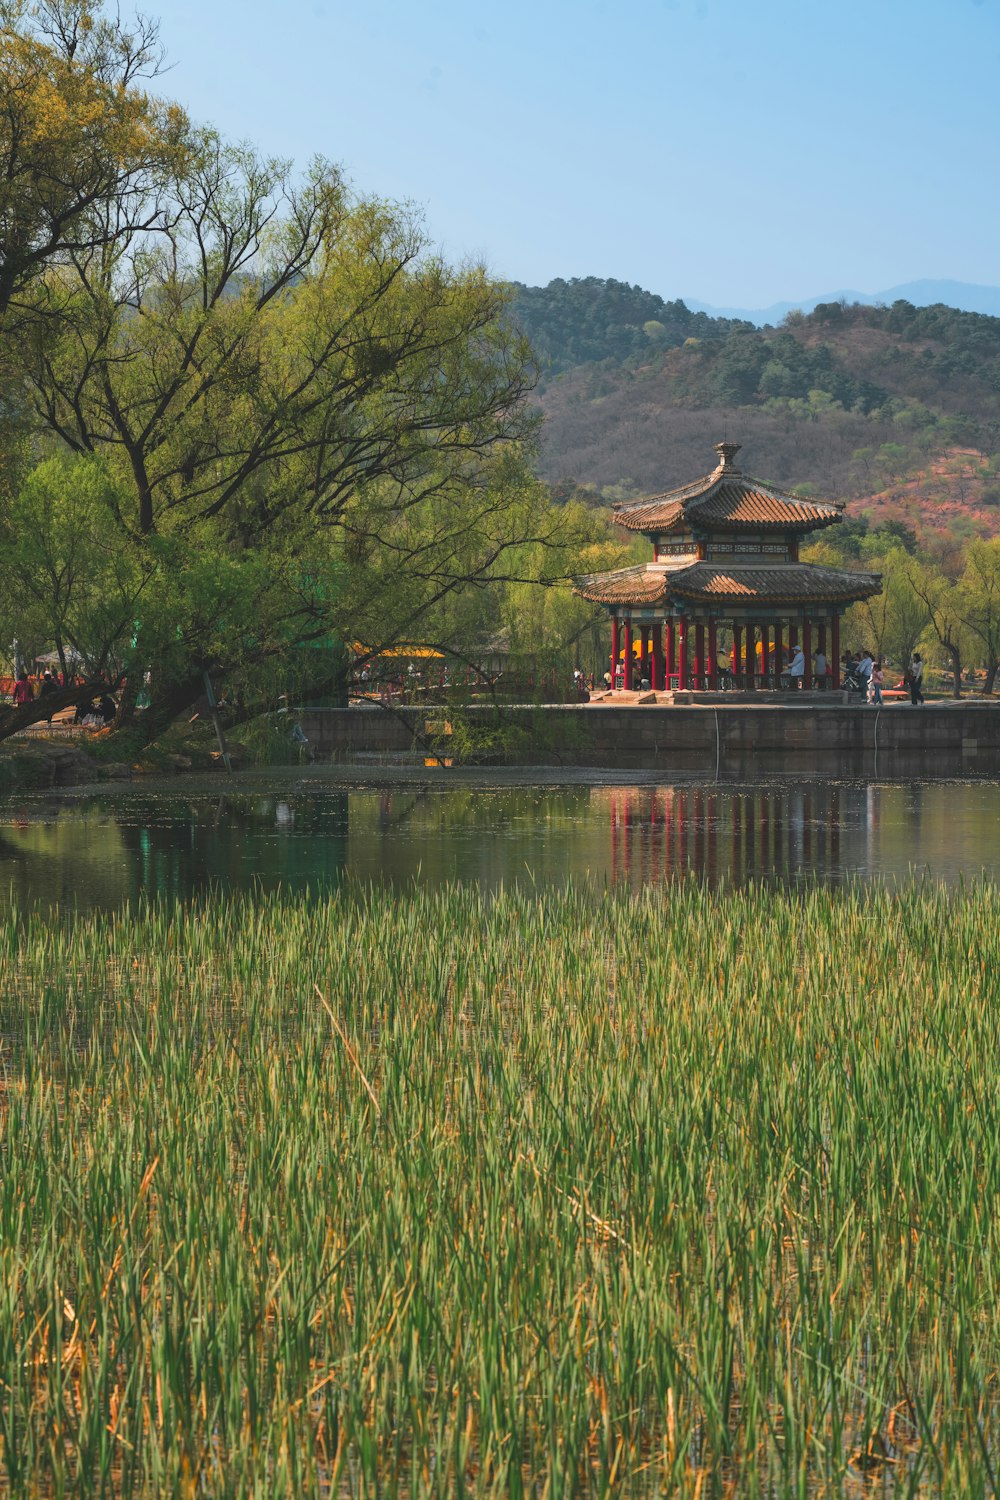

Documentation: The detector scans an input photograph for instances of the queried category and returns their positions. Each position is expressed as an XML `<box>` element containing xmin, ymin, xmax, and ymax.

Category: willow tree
<box><xmin>0</xmin><ymin>0</ymin><xmax>187</xmax><ymax>329</ymax></box>
<box><xmin>17</xmin><ymin>127</ymin><xmax>554</xmax><ymax>740</ymax></box>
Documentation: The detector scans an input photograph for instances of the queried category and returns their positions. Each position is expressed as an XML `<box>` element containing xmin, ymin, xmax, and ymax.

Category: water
<box><xmin>1</xmin><ymin>774</ymin><xmax>999</xmax><ymax>911</ymax></box>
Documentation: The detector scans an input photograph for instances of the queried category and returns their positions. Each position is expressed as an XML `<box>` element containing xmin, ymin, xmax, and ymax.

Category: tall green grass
<box><xmin>2</xmin><ymin>882</ymin><xmax>999</xmax><ymax>1495</ymax></box>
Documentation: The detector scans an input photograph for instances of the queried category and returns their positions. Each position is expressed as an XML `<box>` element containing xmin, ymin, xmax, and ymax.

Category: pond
<box><xmin>1</xmin><ymin>773</ymin><xmax>999</xmax><ymax>911</ymax></box>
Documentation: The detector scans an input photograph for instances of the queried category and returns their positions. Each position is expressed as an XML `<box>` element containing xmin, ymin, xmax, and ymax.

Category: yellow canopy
<box><xmin>352</xmin><ymin>643</ymin><xmax>445</xmax><ymax>660</ymax></box>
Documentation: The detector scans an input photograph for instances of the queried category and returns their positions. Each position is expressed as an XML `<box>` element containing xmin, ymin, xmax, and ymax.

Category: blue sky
<box><xmin>147</xmin><ymin>0</ymin><xmax>999</xmax><ymax>306</ymax></box>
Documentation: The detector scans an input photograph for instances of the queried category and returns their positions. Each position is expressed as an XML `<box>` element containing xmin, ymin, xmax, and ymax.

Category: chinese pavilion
<box><xmin>575</xmin><ymin>441</ymin><xmax>881</xmax><ymax>693</ymax></box>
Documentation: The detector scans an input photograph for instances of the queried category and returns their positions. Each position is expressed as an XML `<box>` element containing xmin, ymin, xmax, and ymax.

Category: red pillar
<box><xmin>745</xmin><ymin>622</ymin><xmax>755</xmax><ymax>690</ymax></box>
<box><xmin>665</xmin><ymin>620</ymin><xmax>675</xmax><ymax>689</ymax></box>
<box><xmin>622</xmin><ymin>618</ymin><xmax>632</xmax><ymax>690</ymax></box>
<box><xmin>611</xmin><ymin>616</ymin><xmax>619</xmax><ymax>689</ymax></box>
<box><xmin>802</xmin><ymin>616</ymin><xmax>812</xmax><ymax>691</ymax></box>
<box><xmin>677</xmin><ymin>617</ymin><xmax>688</xmax><ymax>689</ymax></box>
<box><xmin>640</xmin><ymin>626</ymin><xmax>649</xmax><ymax>683</ymax></box>
<box><xmin>650</xmin><ymin>624</ymin><xmax>661</xmax><ymax>691</ymax></box>
<box><xmin>707</xmin><ymin>618</ymin><xmax>718</xmax><ymax>689</ymax></box>
<box><xmin>695</xmin><ymin>622</ymin><xmax>705</xmax><ymax>689</ymax></box>
<box><xmin>773</xmin><ymin>620</ymin><xmax>783</xmax><ymax>686</ymax></box>
<box><xmin>818</xmin><ymin>621</ymin><xmax>828</xmax><ymax>690</ymax></box>
<box><xmin>732</xmin><ymin>624</ymin><xmax>742</xmax><ymax>688</ymax></box>
<box><xmin>831</xmin><ymin>614</ymin><xmax>840</xmax><ymax>689</ymax></box>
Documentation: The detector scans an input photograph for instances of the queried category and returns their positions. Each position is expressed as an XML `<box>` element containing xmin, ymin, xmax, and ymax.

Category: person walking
<box><xmin>12</xmin><ymin>670</ymin><xmax>31</xmax><ymax>707</ymax></box>
<box><xmin>39</xmin><ymin>670</ymin><xmax>58</xmax><ymax>724</ymax></box>
<box><xmin>868</xmin><ymin>660</ymin><xmax>884</xmax><ymax>706</ymax></box>
<box><xmin>909</xmin><ymin>652</ymin><xmax>925</xmax><ymax>705</ymax></box>
<box><xmin>813</xmin><ymin>648</ymin><xmax>827</xmax><ymax>690</ymax></box>
<box><xmin>789</xmin><ymin>644</ymin><xmax>806</xmax><ymax>689</ymax></box>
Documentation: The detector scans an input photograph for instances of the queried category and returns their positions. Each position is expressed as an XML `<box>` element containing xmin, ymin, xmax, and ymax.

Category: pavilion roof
<box><xmin>574</xmin><ymin>561</ymin><xmax>882</xmax><ymax>609</ymax></box>
<box><xmin>612</xmin><ymin>442</ymin><xmax>844</xmax><ymax>534</ymax></box>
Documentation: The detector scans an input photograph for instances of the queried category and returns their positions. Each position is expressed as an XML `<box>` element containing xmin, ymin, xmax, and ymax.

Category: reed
<box><xmin>2</xmin><ymin>881</ymin><xmax>999</xmax><ymax>1495</ymax></box>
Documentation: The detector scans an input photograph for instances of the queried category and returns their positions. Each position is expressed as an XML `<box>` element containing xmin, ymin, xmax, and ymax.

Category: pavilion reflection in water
<box><xmin>605</xmin><ymin>785</ymin><xmax>860</xmax><ymax>886</ymax></box>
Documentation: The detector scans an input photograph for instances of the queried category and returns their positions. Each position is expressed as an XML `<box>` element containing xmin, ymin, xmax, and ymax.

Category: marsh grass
<box><xmin>2</xmin><ymin>881</ymin><xmax>999</xmax><ymax>1495</ymax></box>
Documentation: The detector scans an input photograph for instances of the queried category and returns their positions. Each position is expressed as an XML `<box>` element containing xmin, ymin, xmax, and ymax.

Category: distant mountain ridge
<box><xmin>506</xmin><ymin>277</ymin><xmax>1000</xmax><ymax>544</ymax></box>
<box><xmin>685</xmin><ymin>280</ymin><xmax>1000</xmax><ymax>327</ymax></box>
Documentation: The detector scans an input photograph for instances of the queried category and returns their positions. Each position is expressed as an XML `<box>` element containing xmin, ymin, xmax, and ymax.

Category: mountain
<box><xmin>507</xmin><ymin>278</ymin><xmax>1000</xmax><ymax>548</ymax></box>
<box><xmin>685</xmin><ymin>280</ymin><xmax>1000</xmax><ymax>327</ymax></box>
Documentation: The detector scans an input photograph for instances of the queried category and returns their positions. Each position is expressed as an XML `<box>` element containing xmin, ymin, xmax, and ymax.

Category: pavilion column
<box><xmin>745</xmin><ymin>622</ymin><xmax>755</xmax><ymax>691</ymax></box>
<box><xmin>732</xmin><ymin>623</ymin><xmax>742</xmax><ymax>688</ymax></box>
<box><xmin>761</xmin><ymin>621</ymin><xmax>772</xmax><ymax>686</ymax></box>
<box><xmin>622</xmin><ymin>617</ymin><xmax>632</xmax><ymax>690</ymax></box>
<box><xmin>695</xmin><ymin>622</ymin><xmax>705</xmax><ymax>690</ymax></box>
<box><xmin>707</xmin><ymin>619</ymin><xmax>718</xmax><ymax>689</ymax></box>
<box><xmin>665</xmin><ymin>619</ymin><xmax>675</xmax><ymax>689</ymax></box>
<box><xmin>640</xmin><ymin>626</ymin><xmax>649</xmax><ymax>683</ymax></box>
<box><xmin>677</xmin><ymin>616</ymin><xmax>688</xmax><ymax>690</ymax></box>
<box><xmin>831</xmin><ymin>614</ymin><xmax>840</xmax><ymax>689</ymax></box>
<box><xmin>651</xmin><ymin>623</ymin><xmax>662</xmax><ymax>691</ymax></box>
<box><xmin>774</xmin><ymin>620</ymin><xmax>784</xmax><ymax>688</ymax></box>
<box><xmin>611</xmin><ymin>616</ymin><xmax>620</xmax><ymax>690</ymax></box>
<box><xmin>802</xmin><ymin>616</ymin><xmax>812</xmax><ymax>691</ymax></box>
<box><xmin>818</xmin><ymin>621</ymin><xmax>828</xmax><ymax>691</ymax></box>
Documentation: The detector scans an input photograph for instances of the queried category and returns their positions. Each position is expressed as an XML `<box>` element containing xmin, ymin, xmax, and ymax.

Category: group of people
<box><xmin>7</xmin><ymin>668</ymin><xmax>118</xmax><ymax>725</ymax></box>
<box><xmin>842</xmin><ymin>650</ymin><xmax>925</xmax><ymax>706</ymax></box>
<box><xmin>596</xmin><ymin>645</ymin><xmax>930</xmax><ymax>702</ymax></box>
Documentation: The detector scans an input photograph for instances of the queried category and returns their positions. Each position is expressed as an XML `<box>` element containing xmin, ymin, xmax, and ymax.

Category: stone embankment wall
<box><xmin>297</xmin><ymin>703</ymin><xmax>1000</xmax><ymax>778</ymax></box>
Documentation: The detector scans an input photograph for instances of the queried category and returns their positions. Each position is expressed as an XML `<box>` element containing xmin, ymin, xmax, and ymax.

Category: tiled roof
<box><xmin>666</xmin><ymin>563</ymin><xmax>881</xmax><ymax>604</ymax></box>
<box><xmin>573</xmin><ymin>564</ymin><xmax>666</xmax><ymax>606</ymax></box>
<box><xmin>612</xmin><ymin>445</ymin><xmax>844</xmax><ymax>534</ymax></box>
<box><xmin>575</xmin><ymin>562</ymin><xmax>881</xmax><ymax>608</ymax></box>
<box><xmin>690</xmin><ymin>482</ymin><xmax>842</xmax><ymax>530</ymax></box>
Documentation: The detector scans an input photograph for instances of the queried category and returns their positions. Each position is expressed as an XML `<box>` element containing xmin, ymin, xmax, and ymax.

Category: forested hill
<box><xmin>509</xmin><ymin>278</ymin><xmax>1000</xmax><ymax>545</ymax></box>
<box><xmin>508</xmin><ymin>277</ymin><xmax>751</xmax><ymax>372</ymax></box>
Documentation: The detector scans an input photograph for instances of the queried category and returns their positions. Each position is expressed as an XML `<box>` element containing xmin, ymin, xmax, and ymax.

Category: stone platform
<box><xmin>295</xmin><ymin>701</ymin><xmax>1000</xmax><ymax>778</ymax></box>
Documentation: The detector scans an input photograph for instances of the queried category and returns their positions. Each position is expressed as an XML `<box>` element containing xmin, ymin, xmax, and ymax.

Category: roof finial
<box><xmin>714</xmin><ymin>440</ymin><xmax>741</xmax><ymax>472</ymax></box>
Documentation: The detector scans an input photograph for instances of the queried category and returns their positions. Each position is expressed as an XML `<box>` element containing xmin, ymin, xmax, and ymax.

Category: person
<box><xmin>909</xmin><ymin>652</ymin><xmax>924</xmax><ymax>705</ymax></box>
<box><xmin>39</xmin><ymin>670</ymin><xmax>58</xmax><ymax>723</ymax></box>
<box><xmin>857</xmin><ymin>650</ymin><xmax>873</xmax><ymax>698</ymax></box>
<box><xmin>716</xmin><ymin>650</ymin><xmax>732</xmax><ymax>690</ymax></box>
<box><xmin>812</xmin><ymin>649</ymin><xmax>827</xmax><ymax>690</ymax></box>
<box><xmin>789</xmin><ymin>644</ymin><xmax>805</xmax><ymax>688</ymax></box>
<box><xmin>12</xmin><ymin>670</ymin><xmax>31</xmax><ymax>706</ymax></box>
<box><xmin>868</xmin><ymin>660</ymin><xmax>884</xmax><ymax>706</ymax></box>
<box><xmin>603</xmin><ymin>669</ymin><xmax>612</xmax><ymax>690</ymax></box>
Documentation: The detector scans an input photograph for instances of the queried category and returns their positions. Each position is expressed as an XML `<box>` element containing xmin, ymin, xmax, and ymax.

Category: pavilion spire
<box><xmin>714</xmin><ymin>441</ymin><xmax>742</xmax><ymax>472</ymax></box>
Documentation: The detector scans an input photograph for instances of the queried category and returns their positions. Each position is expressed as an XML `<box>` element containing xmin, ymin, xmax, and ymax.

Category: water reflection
<box><xmin>0</xmin><ymin>779</ymin><xmax>998</xmax><ymax>912</ymax></box>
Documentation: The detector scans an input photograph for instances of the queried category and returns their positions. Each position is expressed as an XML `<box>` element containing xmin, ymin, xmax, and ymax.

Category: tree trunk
<box><xmin>986</xmin><ymin>660</ymin><xmax>999</xmax><ymax>696</ymax></box>
<box><xmin>121</xmin><ymin>674</ymin><xmax>206</xmax><ymax>751</ymax></box>
<box><xmin>945</xmin><ymin>642</ymin><xmax>962</xmax><ymax>698</ymax></box>
<box><xmin>0</xmin><ymin>680</ymin><xmax>108</xmax><ymax>747</ymax></box>
<box><xmin>112</xmin><ymin>671</ymin><xmax>140</xmax><ymax>733</ymax></box>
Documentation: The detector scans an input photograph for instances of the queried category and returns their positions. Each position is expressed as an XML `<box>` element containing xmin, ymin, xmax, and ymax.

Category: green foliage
<box><xmin>508</xmin><ymin>276</ymin><xmax>748</xmax><ymax>375</ymax></box>
<box><xmin>0</xmin><ymin>453</ymin><xmax>150</xmax><ymax>675</ymax></box>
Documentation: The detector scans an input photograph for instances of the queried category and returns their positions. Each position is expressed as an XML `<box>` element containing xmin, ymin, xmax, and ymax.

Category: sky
<box><xmin>144</xmin><ymin>0</ymin><xmax>1000</xmax><ymax>308</ymax></box>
